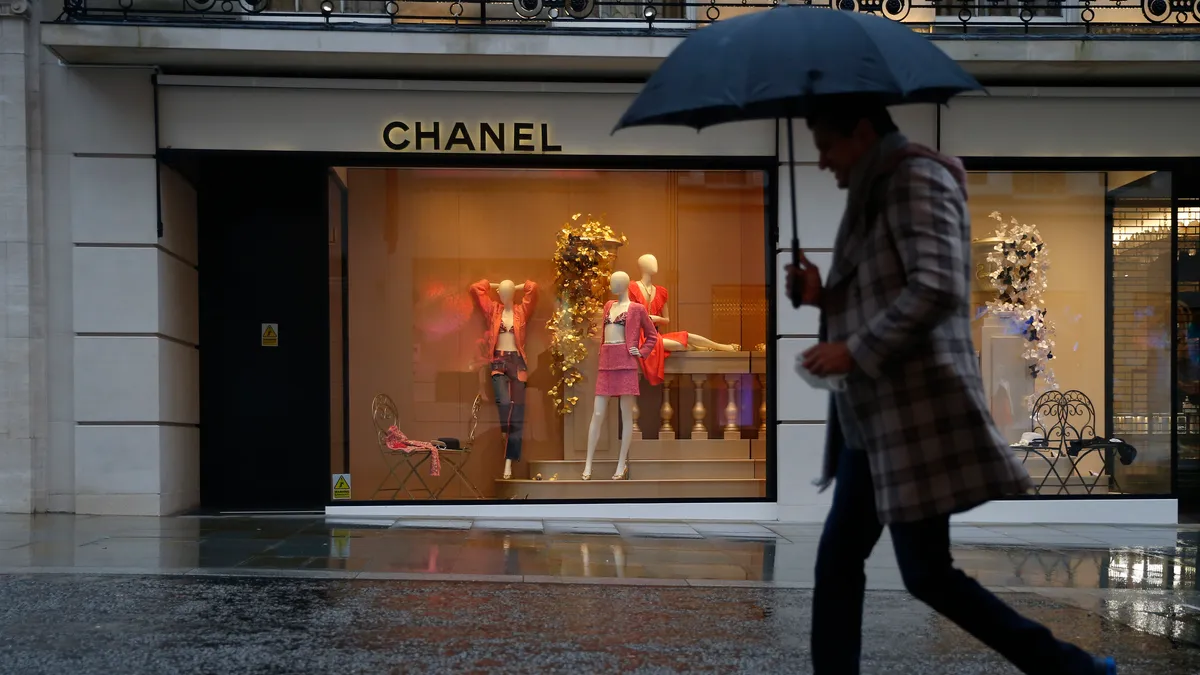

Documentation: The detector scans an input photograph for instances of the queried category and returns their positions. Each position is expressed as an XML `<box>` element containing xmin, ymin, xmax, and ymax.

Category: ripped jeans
<box><xmin>490</xmin><ymin>351</ymin><xmax>527</xmax><ymax>462</ymax></box>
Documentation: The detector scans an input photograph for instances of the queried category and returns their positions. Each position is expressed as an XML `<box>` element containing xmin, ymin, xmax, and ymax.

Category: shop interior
<box><xmin>330</xmin><ymin>167</ymin><xmax>772</xmax><ymax>503</ymax></box>
<box><xmin>966</xmin><ymin>170</ymin><xmax>1176</xmax><ymax>496</ymax></box>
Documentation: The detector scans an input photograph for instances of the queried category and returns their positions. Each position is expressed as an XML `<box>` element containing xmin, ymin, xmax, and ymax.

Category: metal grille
<box><xmin>1111</xmin><ymin>201</ymin><xmax>1172</xmax><ymax>441</ymax></box>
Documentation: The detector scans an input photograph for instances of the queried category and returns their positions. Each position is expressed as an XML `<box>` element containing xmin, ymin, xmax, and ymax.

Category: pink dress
<box><xmin>596</xmin><ymin>300</ymin><xmax>658</xmax><ymax>397</ymax></box>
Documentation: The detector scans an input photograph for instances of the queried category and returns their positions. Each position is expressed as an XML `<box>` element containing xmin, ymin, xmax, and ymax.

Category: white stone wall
<box><xmin>0</xmin><ymin>1</ymin><xmax>47</xmax><ymax>514</ymax></box>
<box><xmin>33</xmin><ymin>26</ymin><xmax>201</xmax><ymax>514</ymax></box>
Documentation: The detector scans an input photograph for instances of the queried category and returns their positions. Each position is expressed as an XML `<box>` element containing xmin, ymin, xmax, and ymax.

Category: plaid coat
<box><xmin>818</xmin><ymin>146</ymin><xmax>1033</xmax><ymax>524</ymax></box>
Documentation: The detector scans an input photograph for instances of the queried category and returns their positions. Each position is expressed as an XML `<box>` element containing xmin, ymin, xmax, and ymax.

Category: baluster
<box><xmin>691</xmin><ymin>374</ymin><xmax>709</xmax><ymax>440</ymax></box>
<box><xmin>724</xmin><ymin>374</ymin><xmax>740</xmax><ymax>440</ymax></box>
<box><xmin>758</xmin><ymin>373</ymin><xmax>768</xmax><ymax>439</ymax></box>
<box><xmin>659</xmin><ymin>374</ymin><xmax>676</xmax><ymax>440</ymax></box>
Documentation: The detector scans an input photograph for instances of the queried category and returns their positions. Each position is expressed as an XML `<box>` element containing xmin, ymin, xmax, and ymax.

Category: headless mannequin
<box><xmin>583</xmin><ymin>272</ymin><xmax>640</xmax><ymax>481</ymax></box>
<box><xmin>494</xmin><ymin>280</ymin><xmax>518</xmax><ymax>480</ymax></box>
<box><xmin>635</xmin><ymin>254</ymin><xmax>739</xmax><ymax>352</ymax></box>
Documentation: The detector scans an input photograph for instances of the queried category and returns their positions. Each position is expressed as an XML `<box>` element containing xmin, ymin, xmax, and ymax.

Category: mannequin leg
<box><xmin>686</xmin><ymin>334</ymin><xmax>739</xmax><ymax>352</ymax></box>
<box><xmin>663</xmin><ymin>338</ymin><xmax>686</xmax><ymax>352</ymax></box>
<box><xmin>583</xmin><ymin>396</ymin><xmax>611</xmax><ymax>480</ymax></box>
<box><xmin>614</xmin><ymin>395</ymin><xmax>636</xmax><ymax>479</ymax></box>
<box><xmin>491</xmin><ymin>373</ymin><xmax>514</xmax><ymax>478</ymax></box>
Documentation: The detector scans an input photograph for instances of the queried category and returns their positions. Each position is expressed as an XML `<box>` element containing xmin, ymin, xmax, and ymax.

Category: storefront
<box><xmin>128</xmin><ymin>77</ymin><xmax>1200</xmax><ymax>522</ymax></box>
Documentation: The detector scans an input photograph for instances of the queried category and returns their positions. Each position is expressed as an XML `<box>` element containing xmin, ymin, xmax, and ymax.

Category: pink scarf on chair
<box><xmin>385</xmin><ymin>425</ymin><xmax>442</xmax><ymax>477</ymax></box>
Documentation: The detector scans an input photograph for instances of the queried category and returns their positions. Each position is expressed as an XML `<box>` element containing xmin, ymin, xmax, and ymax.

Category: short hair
<box><xmin>805</xmin><ymin>97</ymin><xmax>899</xmax><ymax>138</ymax></box>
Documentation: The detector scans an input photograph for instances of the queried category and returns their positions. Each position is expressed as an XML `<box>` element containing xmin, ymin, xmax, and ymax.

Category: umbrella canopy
<box><xmin>614</xmin><ymin>6</ymin><xmax>982</xmax><ymax>131</ymax></box>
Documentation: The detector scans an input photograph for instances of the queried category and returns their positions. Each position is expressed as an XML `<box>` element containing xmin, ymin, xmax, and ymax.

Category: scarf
<box><xmin>830</xmin><ymin>131</ymin><xmax>910</xmax><ymax>268</ymax></box>
<box><xmin>385</xmin><ymin>425</ymin><xmax>442</xmax><ymax>477</ymax></box>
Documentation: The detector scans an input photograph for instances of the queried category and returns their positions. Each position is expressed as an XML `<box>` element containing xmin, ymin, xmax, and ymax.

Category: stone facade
<box><xmin>0</xmin><ymin>0</ymin><xmax>47</xmax><ymax>513</ymax></box>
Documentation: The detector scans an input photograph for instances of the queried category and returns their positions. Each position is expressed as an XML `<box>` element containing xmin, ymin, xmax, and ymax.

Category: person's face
<box><xmin>811</xmin><ymin>119</ymin><xmax>878</xmax><ymax>189</ymax></box>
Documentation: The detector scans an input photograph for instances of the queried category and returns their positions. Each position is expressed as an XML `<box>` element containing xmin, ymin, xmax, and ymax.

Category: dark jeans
<box><xmin>812</xmin><ymin>447</ymin><xmax>1097</xmax><ymax>675</ymax></box>
<box><xmin>490</xmin><ymin>351</ymin><xmax>526</xmax><ymax>462</ymax></box>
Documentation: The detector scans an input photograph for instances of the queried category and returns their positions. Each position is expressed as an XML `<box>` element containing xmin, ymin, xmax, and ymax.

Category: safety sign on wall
<box><xmin>332</xmin><ymin>474</ymin><xmax>351</xmax><ymax>500</ymax></box>
<box><xmin>261</xmin><ymin>323</ymin><xmax>279</xmax><ymax>347</ymax></box>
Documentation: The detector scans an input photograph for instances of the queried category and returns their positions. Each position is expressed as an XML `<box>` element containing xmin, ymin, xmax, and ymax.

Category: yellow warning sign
<box><xmin>332</xmin><ymin>474</ymin><xmax>351</xmax><ymax>500</ymax></box>
<box><xmin>261</xmin><ymin>323</ymin><xmax>278</xmax><ymax>347</ymax></box>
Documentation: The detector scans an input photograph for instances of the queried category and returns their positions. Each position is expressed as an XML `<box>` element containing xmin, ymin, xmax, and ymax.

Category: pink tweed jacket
<box><xmin>602</xmin><ymin>300</ymin><xmax>658</xmax><ymax>368</ymax></box>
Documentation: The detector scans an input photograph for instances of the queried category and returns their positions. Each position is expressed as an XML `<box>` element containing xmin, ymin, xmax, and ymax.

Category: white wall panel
<box><xmin>776</xmin><ymin>338</ymin><xmax>830</xmax><ymax>422</ymax></box>
<box><xmin>775</xmin><ymin>250</ymin><xmax>831</xmax><ymax>337</ymax></box>
<box><xmin>778</xmin><ymin>104</ymin><xmax>939</xmax><ymax>163</ymax></box>
<box><xmin>159</xmin><ymin>84</ymin><xmax>775</xmax><ymax>156</ymax></box>
<box><xmin>44</xmin><ymin>67</ymin><xmax>156</xmax><ymax>156</ymax></box>
<box><xmin>75</xmin><ymin>425</ymin><xmax>161</xmax><ymax>495</ymax></box>
<box><xmin>159</xmin><ymin>165</ymin><xmax>199</xmax><ymax>266</ymax></box>
<box><xmin>158</xmin><ymin>340</ymin><xmax>200</xmax><ymax>425</ymax></box>
<box><xmin>776</xmin><ymin>164</ymin><xmax>844</xmax><ymax>250</ymax></box>
<box><xmin>74</xmin><ymin>336</ymin><xmax>161</xmax><ymax>422</ymax></box>
<box><xmin>160</xmin><ymin>425</ymin><xmax>200</xmax><ymax>515</ymax></box>
<box><xmin>941</xmin><ymin>96</ymin><xmax>1200</xmax><ymax>157</ymax></box>
<box><xmin>775</xmin><ymin>423</ymin><xmax>831</xmax><ymax>521</ymax></box>
<box><xmin>70</xmin><ymin>156</ymin><xmax>158</xmax><ymax>245</ymax></box>
<box><xmin>158</xmin><ymin>252</ymin><xmax>199</xmax><ymax>346</ymax></box>
<box><xmin>73</xmin><ymin>247</ymin><xmax>158</xmax><ymax>333</ymax></box>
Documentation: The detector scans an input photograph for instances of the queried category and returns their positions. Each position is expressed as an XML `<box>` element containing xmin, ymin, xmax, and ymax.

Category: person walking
<box><xmin>787</xmin><ymin>97</ymin><xmax>1117</xmax><ymax>675</ymax></box>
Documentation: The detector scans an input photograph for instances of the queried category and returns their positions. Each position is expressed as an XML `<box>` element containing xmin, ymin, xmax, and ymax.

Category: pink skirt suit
<box><xmin>596</xmin><ymin>300</ymin><xmax>658</xmax><ymax>397</ymax></box>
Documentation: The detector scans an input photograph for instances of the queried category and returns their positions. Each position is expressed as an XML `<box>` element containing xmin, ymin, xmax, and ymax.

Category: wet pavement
<box><xmin>2</xmin><ymin>515</ymin><xmax>1200</xmax><ymax>672</ymax></box>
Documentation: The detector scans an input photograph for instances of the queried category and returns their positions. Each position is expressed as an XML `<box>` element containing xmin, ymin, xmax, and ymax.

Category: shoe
<box><xmin>612</xmin><ymin>465</ymin><xmax>629</xmax><ymax>480</ymax></box>
<box><xmin>581</xmin><ymin>471</ymin><xmax>591</xmax><ymax>481</ymax></box>
<box><xmin>502</xmin><ymin>469</ymin><xmax>513</xmax><ymax>480</ymax></box>
<box><xmin>1094</xmin><ymin>656</ymin><xmax>1116</xmax><ymax>674</ymax></box>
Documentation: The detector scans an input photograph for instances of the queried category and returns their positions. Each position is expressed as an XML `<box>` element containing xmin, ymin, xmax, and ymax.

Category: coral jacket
<box><xmin>470</xmin><ymin>279</ymin><xmax>538</xmax><ymax>363</ymax></box>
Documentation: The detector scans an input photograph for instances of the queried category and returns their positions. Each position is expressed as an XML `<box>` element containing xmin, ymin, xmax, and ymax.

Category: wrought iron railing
<box><xmin>58</xmin><ymin>0</ymin><xmax>1200</xmax><ymax>33</ymax></box>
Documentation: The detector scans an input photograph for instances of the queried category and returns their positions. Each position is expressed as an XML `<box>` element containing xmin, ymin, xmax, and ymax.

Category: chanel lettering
<box><xmin>382</xmin><ymin>121</ymin><xmax>563</xmax><ymax>153</ymax></box>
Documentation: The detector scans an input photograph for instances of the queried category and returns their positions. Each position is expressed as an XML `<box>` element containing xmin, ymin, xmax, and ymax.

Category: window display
<box><xmin>335</xmin><ymin>167</ymin><xmax>769</xmax><ymax>502</ymax></box>
<box><xmin>967</xmin><ymin>171</ymin><xmax>1173</xmax><ymax>496</ymax></box>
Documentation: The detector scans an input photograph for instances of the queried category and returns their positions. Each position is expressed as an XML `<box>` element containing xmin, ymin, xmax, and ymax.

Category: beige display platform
<box><xmin>499</xmin><ymin>350</ymin><xmax>770</xmax><ymax>500</ymax></box>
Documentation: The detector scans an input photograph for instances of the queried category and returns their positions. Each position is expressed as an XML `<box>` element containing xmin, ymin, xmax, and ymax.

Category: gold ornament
<box><xmin>546</xmin><ymin>213</ymin><xmax>626</xmax><ymax>415</ymax></box>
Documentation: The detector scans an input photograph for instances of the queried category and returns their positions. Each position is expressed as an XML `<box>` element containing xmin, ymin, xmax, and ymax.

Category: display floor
<box><xmin>2</xmin><ymin>515</ymin><xmax>1200</xmax><ymax>672</ymax></box>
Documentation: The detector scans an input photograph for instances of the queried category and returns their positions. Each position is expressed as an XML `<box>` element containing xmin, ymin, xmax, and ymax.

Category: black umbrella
<box><xmin>614</xmin><ymin>6</ymin><xmax>983</xmax><ymax>305</ymax></box>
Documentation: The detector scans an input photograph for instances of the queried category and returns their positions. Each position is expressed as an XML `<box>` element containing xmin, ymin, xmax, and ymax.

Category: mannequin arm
<box><xmin>469</xmin><ymin>279</ymin><xmax>494</xmax><ymax>314</ymax></box>
<box><xmin>847</xmin><ymin>161</ymin><xmax>965</xmax><ymax>379</ymax></box>
<box><xmin>651</xmin><ymin>304</ymin><xmax>670</xmax><ymax>327</ymax></box>
<box><xmin>636</xmin><ymin>307</ymin><xmax>659</xmax><ymax>358</ymax></box>
<box><xmin>520</xmin><ymin>280</ymin><xmax>539</xmax><ymax>313</ymax></box>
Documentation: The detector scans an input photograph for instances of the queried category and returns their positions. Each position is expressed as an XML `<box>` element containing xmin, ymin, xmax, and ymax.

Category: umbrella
<box><xmin>614</xmin><ymin>5</ymin><xmax>983</xmax><ymax>305</ymax></box>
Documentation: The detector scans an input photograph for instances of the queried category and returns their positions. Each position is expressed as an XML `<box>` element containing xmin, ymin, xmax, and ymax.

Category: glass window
<box><xmin>334</xmin><ymin>167</ymin><xmax>770</xmax><ymax>502</ymax></box>
<box><xmin>967</xmin><ymin>170</ymin><xmax>1173</xmax><ymax>496</ymax></box>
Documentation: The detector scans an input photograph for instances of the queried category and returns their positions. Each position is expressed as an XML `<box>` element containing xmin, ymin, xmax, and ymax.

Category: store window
<box><xmin>967</xmin><ymin>170</ymin><xmax>1173</xmax><ymax>496</ymax></box>
<box><xmin>333</xmin><ymin>167</ymin><xmax>770</xmax><ymax>502</ymax></box>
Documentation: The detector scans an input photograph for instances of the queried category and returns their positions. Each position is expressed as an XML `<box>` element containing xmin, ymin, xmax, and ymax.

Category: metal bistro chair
<box><xmin>370</xmin><ymin>393</ymin><xmax>485</xmax><ymax>501</ymax></box>
<box><xmin>1022</xmin><ymin>390</ymin><xmax>1131</xmax><ymax>496</ymax></box>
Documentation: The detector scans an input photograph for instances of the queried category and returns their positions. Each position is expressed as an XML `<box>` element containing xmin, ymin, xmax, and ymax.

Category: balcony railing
<box><xmin>58</xmin><ymin>0</ymin><xmax>1200</xmax><ymax>34</ymax></box>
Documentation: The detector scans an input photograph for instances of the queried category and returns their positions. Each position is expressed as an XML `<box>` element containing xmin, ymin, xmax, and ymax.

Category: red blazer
<box><xmin>470</xmin><ymin>279</ymin><xmax>538</xmax><ymax>363</ymax></box>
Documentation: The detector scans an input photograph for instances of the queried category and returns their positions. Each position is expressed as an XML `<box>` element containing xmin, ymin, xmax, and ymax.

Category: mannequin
<box><xmin>583</xmin><ymin>271</ymin><xmax>658</xmax><ymax>481</ymax></box>
<box><xmin>470</xmin><ymin>277</ymin><xmax>539</xmax><ymax>480</ymax></box>
<box><xmin>629</xmin><ymin>253</ymin><xmax>740</xmax><ymax>386</ymax></box>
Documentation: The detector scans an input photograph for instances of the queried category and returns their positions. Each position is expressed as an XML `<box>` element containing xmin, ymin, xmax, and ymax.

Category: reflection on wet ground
<box><xmin>4</xmin><ymin>515</ymin><xmax>1200</xmax><ymax>653</ymax></box>
<box><xmin>3</xmin><ymin>576</ymin><xmax>1200</xmax><ymax>673</ymax></box>
<box><xmin>1</xmin><ymin>515</ymin><xmax>1196</xmax><ymax>591</ymax></box>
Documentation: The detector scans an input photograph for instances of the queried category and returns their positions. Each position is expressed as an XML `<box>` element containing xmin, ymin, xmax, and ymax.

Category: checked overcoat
<box><xmin>817</xmin><ymin>144</ymin><xmax>1033</xmax><ymax>524</ymax></box>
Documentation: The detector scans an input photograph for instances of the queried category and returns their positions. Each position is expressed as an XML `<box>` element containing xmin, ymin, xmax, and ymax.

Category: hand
<box><xmin>629</xmin><ymin>346</ymin><xmax>640</xmax><ymax>357</ymax></box>
<box><xmin>786</xmin><ymin>250</ymin><xmax>823</xmax><ymax>308</ymax></box>
<box><xmin>801</xmin><ymin>342</ymin><xmax>854</xmax><ymax>377</ymax></box>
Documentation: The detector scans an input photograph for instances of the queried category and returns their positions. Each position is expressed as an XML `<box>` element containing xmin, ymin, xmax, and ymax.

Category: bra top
<box><xmin>498</xmin><ymin>322</ymin><xmax>513</xmax><ymax>334</ymax></box>
<box><xmin>604</xmin><ymin>310</ymin><xmax>628</xmax><ymax>327</ymax></box>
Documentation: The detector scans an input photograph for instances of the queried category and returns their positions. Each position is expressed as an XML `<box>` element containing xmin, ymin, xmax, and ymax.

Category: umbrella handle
<box><xmin>787</xmin><ymin>117</ymin><xmax>803</xmax><ymax>309</ymax></box>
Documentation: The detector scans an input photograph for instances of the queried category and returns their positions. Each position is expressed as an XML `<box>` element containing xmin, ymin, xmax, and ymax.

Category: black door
<box><xmin>198</xmin><ymin>155</ymin><xmax>330</xmax><ymax>511</ymax></box>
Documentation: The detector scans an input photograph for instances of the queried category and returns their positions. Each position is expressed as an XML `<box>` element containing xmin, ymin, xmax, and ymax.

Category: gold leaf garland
<box><xmin>547</xmin><ymin>213</ymin><xmax>626</xmax><ymax>415</ymax></box>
